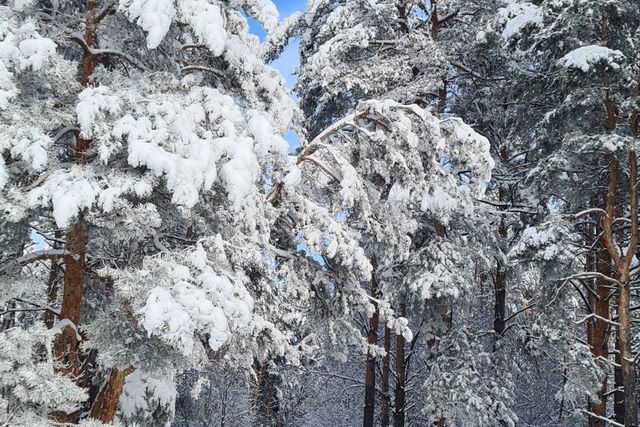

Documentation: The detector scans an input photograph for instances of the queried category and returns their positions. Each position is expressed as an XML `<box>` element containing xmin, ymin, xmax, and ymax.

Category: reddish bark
<box><xmin>89</xmin><ymin>367</ymin><xmax>134</xmax><ymax>423</ymax></box>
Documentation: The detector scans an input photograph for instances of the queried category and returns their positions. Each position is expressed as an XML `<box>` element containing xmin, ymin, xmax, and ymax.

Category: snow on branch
<box><xmin>180</xmin><ymin>65</ymin><xmax>225</xmax><ymax>79</ymax></box>
<box><xmin>68</xmin><ymin>36</ymin><xmax>148</xmax><ymax>71</ymax></box>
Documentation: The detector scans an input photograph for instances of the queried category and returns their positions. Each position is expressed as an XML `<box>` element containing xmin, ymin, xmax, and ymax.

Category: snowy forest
<box><xmin>2</xmin><ymin>0</ymin><xmax>640</xmax><ymax>426</ymax></box>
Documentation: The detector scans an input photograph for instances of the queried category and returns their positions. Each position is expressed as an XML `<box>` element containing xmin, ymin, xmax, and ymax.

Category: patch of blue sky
<box><xmin>247</xmin><ymin>1</ymin><xmax>306</xmax><ymax>153</ymax></box>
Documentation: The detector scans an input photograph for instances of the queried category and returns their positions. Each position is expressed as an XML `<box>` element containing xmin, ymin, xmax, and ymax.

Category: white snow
<box><xmin>283</xmin><ymin>164</ymin><xmax>302</xmax><ymax>188</ymax></box>
<box><xmin>27</xmin><ymin>170</ymin><xmax>97</xmax><ymax>228</ymax></box>
<box><xmin>558</xmin><ymin>45</ymin><xmax>625</xmax><ymax>72</ymax></box>
<box><xmin>118</xmin><ymin>0</ymin><xmax>176</xmax><ymax>49</ymax></box>
<box><xmin>498</xmin><ymin>2</ymin><xmax>543</xmax><ymax>39</ymax></box>
<box><xmin>18</xmin><ymin>38</ymin><xmax>56</xmax><ymax>71</ymax></box>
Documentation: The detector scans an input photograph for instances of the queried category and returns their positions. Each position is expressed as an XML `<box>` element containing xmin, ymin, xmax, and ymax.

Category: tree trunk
<box><xmin>618</xmin><ymin>271</ymin><xmax>638</xmax><ymax>426</ymax></box>
<box><xmin>493</xmin><ymin>262</ymin><xmax>506</xmax><ymax>341</ymax></box>
<box><xmin>364</xmin><ymin>260</ymin><xmax>379</xmax><ymax>427</ymax></box>
<box><xmin>586</xmin><ymin>247</ymin><xmax>610</xmax><ymax>427</ymax></box>
<box><xmin>1</xmin><ymin>300</ymin><xmax>15</xmax><ymax>331</ymax></box>
<box><xmin>381</xmin><ymin>326</ymin><xmax>391</xmax><ymax>426</ymax></box>
<box><xmin>79</xmin><ymin>0</ymin><xmax>98</xmax><ymax>87</ymax></box>
<box><xmin>600</xmin><ymin>153</ymin><xmax>639</xmax><ymax>427</ymax></box>
<box><xmin>393</xmin><ymin>304</ymin><xmax>406</xmax><ymax>427</ymax></box>
<box><xmin>89</xmin><ymin>367</ymin><xmax>133</xmax><ymax>423</ymax></box>
<box><xmin>53</xmin><ymin>222</ymin><xmax>87</xmax><ymax>379</ymax></box>
<box><xmin>493</xmin><ymin>170</ymin><xmax>509</xmax><ymax>347</ymax></box>
<box><xmin>614</xmin><ymin>335</ymin><xmax>625</xmax><ymax>424</ymax></box>
<box><xmin>51</xmin><ymin>1</ymin><xmax>108</xmax><ymax>422</ymax></box>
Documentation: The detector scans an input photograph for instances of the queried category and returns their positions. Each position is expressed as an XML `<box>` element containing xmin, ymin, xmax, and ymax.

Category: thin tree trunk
<box><xmin>252</xmin><ymin>362</ymin><xmax>267</xmax><ymax>426</ymax></box>
<box><xmin>393</xmin><ymin>304</ymin><xmax>406</xmax><ymax>427</ymax></box>
<box><xmin>493</xmin><ymin>263</ymin><xmax>506</xmax><ymax>340</ymax></box>
<box><xmin>364</xmin><ymin>259</ymin><xmax>379</xmax><ymax>427</ymax></box>
<box><xmin>52</xmin><ymin>1</ymin><xmax>121</xmax><ymax>423</ymax></box>
<box><xmin>381</xmin><ymin>326</ymin><xmax>391</xmax><ymax>426</ymax></box>
<box><xmin>587</xmin><ymin>247</ymin><xmax>610</xmax><ymax>427</ymax></box>
<box><xmin>493</xmin><ymin>163</ymin><xmax>509</xmax><ymax>346</ymax></box>
<box><xmin>493</xmin><ymin>199</ymin><xmax>507</xmax><ymax>348</ymax></box>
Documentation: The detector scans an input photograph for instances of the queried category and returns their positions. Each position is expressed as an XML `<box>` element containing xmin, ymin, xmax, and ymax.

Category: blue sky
<box><xmin>247</xmin><ymin>0</ymin><xmax>306</xmax><ymax>89</ymax></box>
<box><xmin>247</xmin><ymin>0</ymin><xmax>306</xmax><ymax>150</ymax></box>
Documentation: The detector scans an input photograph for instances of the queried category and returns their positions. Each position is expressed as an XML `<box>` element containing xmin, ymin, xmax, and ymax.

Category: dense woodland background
<box><xmin>1</xmin><ymin>0</ymin><xmax>640</xmax><ymax>426</ymax></box>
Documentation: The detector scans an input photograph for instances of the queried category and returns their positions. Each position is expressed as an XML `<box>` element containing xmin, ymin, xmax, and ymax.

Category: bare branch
<box><xmin>93</xmin><ymin>0</ymin><xmax>117</xmax><ymax>24</ymax></box>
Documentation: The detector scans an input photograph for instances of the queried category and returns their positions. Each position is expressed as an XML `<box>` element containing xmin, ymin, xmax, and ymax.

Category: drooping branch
<box><xmin>266</xmin><ymin>110</ymin><xmax>365</xmax><ymax>203</ymax></box>
<box><xmin>180</xmin><ymin>65</ymin><xmax>225</xmax><ymax>79</ymax></box>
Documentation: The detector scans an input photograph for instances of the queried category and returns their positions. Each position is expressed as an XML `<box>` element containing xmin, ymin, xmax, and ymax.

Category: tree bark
<box><xmin>89</xmin><ymin>367</ymin><xmax>133</xmax><ymax>423</ymax></box>
<box><xmin>493</xmin><ymin>263</ymin><xmax>506</xmax><ymax>340</ymax></box>
<box><xmin>80</xmin><ymin>0</ymin><xmax>98</xmax><ymax>87</ymax></box>
<box><xmin>52</xmin><ymin>1</ymin><xmax>122</xmax><ymax>423</ymax></box>
<box><xmin>614</xmin><ymin>334</ymin><xmax>625</xmax><ymax>424</ymax></box>
<box><xmin>600</xmin><ymin>154</ymin><xmax>639</xmax><ymax>427</ymax></box>
<box><xmin>393</xmin><ymin>304</ymin><xmax>406</xmax><ymax>427</ymax></box>
<box><xmin>364</xmin><ymin>260</ymin><xmax>379</xmax><ymax>427</ymax></box>
<box><xmin>381</xmin><ymin>326</ymin><xmax>391</xmax><ymax>426</ymax></box>
<box><xmin>618</xmin><ymin>269</ymin><xmax>637</xmax><ymax>427</ymax></box>
<box><xmin>586</xmin><ymin>247</ymin><xmax>611</xmax><ymax>427</ymax></box>
<box><xmin>53</xmin><ymin>222</ymin><xmax>86</xmax><ymax>380</ymax></box>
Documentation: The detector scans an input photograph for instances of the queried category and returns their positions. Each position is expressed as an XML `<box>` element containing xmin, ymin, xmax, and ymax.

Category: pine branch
<box><xmin>69</xmin><ymin>35</ymin><xmax>148</xmax><ymax>71</ymax></box>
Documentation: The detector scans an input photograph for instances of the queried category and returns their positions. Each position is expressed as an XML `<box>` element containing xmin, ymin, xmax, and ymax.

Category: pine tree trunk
<box><xmin>493</xmin><ymin>262</ymin><xmax>506</xmax><ymax>341</ymax></box>
<box><xmin>493</xmin><ymin>162</ymin><xmax>508</xmax><ymax>346</ymax></box>
<box><xmin>53</xmin><ymin>222</ymin><xmax>86</xmax><ymax>380</ymax></box>
<box><xmin>618</xmin><ymin>271</ymin><xmax>638</xmax><ymax>427</ymax></box>
<box><xmin>52</xmin><ymin>1</ymin><xmax>126</xmax><ymax>422</ymax></box>
<box><xmin>381</xmin><ymin>326</ymin><xmax>391</xmax><ymax>426</ymax></box>
<box><xmin>364</xmin><ymin>262</ymin><xmax>379</xmax><ymax>427</ymax></box>
<box><xmin>601</xmin><ymin>154</ymin><xmax>639</xmax><ymax>427</ymax></box>
<box><xmin>393</xmin><ymin>304</ymin><xmax>406</xmax><ymax>427</ymax></box>
<box><xmin>89</xmin><ymin>367</ymin><xmax>133</xmax><ymax>423</ymax></box>
<box><xmin>587</xmin><ymin>247</ymin><xmax>610</xmax><ymax>427</ymax></box>
<box><xmin>252</xmin><ymin>362</ymin><xmax>268</xmax><ymax>426</ymax></box>
<box><xmin>614</xmin><ymin>336</ymin><xmax>625</xmax><ymax>424</ymax></box>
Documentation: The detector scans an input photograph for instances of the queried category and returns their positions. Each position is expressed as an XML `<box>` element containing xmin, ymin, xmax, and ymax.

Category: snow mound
<box><xmin>498</xmin><ymin>2</ymin><xmax>543</xmax><ymax>39</ymax></box>
<box><xmin>558</xmin><ymin>45</ymin><xmax>625</xmax><ymax>72</ymax></box>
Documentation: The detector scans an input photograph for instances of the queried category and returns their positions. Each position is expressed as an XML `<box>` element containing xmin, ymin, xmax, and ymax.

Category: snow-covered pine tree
<box><xmin>497</xmin><ymin>0</ymin><xmax>640</xmax><ymax>425</ymax></box>
<box><xmin>0</xmin><ymin>0</ymin><xmax>307</xmax><ymax>424</ymax></box>
<box><xmin>434</xmin><ymin>0</ymin><xmax>579</xmax><ymax>423</ymax></box>
<box><xmin>289</xmin><ymin>1</ymin><xmax>517</xmax><ymax>425</ymax></box>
